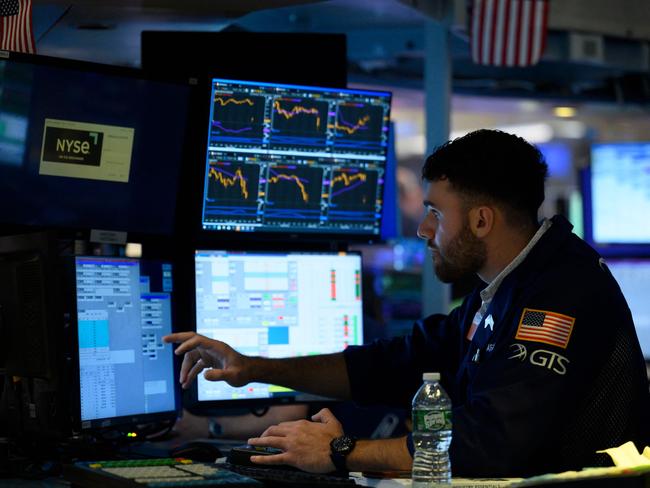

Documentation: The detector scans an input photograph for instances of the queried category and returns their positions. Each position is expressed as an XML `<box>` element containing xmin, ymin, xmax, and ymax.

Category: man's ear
<box><xmin>469</xmin><ymin>206</ymin><xmax>494</xmax><ymax>238</ymax></box>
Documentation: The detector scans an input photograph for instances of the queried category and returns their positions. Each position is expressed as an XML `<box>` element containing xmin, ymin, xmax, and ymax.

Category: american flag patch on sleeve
<box><xmin>515</xmin><ymin>308</ymin><xmax>575</xmax><ymax>349</ymax></box>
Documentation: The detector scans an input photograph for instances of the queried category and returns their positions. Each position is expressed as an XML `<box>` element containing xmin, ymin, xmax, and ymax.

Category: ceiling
<box><xmin>28</xmin><ymin>0</ymin><xmax>650</xmax><ymax>161</ymax></box>
<box><xmin>30</xmin><ymin>0</ymin><xmax>650</xmax><ymax>104</ymax></box>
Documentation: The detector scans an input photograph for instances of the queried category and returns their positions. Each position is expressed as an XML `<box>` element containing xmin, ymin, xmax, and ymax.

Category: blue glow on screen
<box><xmin>590</xmin><ymin>143</ymin><xmax>650</xmax><ymax>245</ymax></box>
<box><xmin>538</xmin><ymin>142</ymin><xmax>571</xmax><ymax>179</ymax></box>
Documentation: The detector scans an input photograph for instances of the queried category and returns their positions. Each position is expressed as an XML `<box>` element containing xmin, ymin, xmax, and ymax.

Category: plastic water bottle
<box><xmin>411</xmin><ymin>372</ymin><xmax>452</xmax><ymax>487</ymax></box>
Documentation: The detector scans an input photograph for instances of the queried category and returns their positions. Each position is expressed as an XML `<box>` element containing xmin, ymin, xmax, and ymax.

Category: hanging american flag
<box><xmin>470</xmin><ymin>0</ymin><xmax>549</xmax><ymax>67</ymax></box>
<box><xmin>515</xmin><ymin>308</ymin><xmax>575</xmax><ymax>349</ymax></box>
<box><xmin>0</xmin><ymin>0</ymin><xmax>35</xmax><ymax>54</ymax></box>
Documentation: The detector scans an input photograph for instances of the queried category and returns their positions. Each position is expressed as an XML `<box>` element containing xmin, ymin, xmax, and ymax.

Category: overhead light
<box><xmin>554</xmin><ymin>106</ymin><xmax>576</xmax><ymax>118</ymax></box>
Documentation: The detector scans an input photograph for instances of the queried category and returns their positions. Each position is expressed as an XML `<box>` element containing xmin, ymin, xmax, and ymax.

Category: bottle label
<box><xmin>414</xmin><ymin>409</ymin><xmax>452</xmax><ymax>431</ymax></box>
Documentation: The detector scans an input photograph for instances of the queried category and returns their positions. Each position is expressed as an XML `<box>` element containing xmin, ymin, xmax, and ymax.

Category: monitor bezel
<box><xmin>184</xmin><ymin>247</ymin><xmax>364</xmax><ymax>411</ymax></box>
<box><xmin>193</xmin><ymin>76</ymin><xmax>393</xmax><ymax>244</ymax></box>
<box><xmin>63</xmin><ymin>255</ymin><xmax>181</xmax><ymax>433</ymax></box>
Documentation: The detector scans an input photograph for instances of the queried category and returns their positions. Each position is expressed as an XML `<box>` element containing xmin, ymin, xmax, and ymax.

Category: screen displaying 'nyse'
<box><xmin>0</xmin><ymin>55</ymin><xmax>190</xmax><ymax>235</ymax></box>
<box><xmin>42</xmin><ymin>127</ymin><xmax>104</xmax><ymax>166</ymax></box>
<box><xmin>40</xmin><ymin>119</ymin><xmax>134</xmax><ymax>183</ymax></box>
<box><xmin>201</xmin><ymin>79</ymin><xmax>392</xmax><ymax>236</ymax></box>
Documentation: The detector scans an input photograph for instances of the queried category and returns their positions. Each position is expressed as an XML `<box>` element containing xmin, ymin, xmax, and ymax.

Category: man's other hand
<box><xmin>163</xmin><ymin>332</ymin><xmax>251</xmax><ymax>389</ymax></box>
<box><xmin>246</xmin><ymin>408</ymin><xmax>344</xmax><ymax>473</ymax></box>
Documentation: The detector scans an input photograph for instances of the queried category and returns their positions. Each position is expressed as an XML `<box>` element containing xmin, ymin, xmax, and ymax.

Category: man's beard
<box><xmin>430</xmin><ymin>221</ymin><xmax>487</xmax><ymax>283</ymax></box>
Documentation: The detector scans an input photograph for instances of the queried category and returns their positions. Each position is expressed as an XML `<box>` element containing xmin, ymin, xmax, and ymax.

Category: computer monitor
<box><xmin>141</xmin><ymin>31</ymin><xmax>347</xmax><ymax>88</ymax></box>
<box><xmin>190</xmin><ymin>250</ymin><xmax>364</xmax><ymax>408</ymax></box>
<box><xmin>0</xmin><ymin>233</ymin><xmax>179</xmax><ymax>438</ymax></box>
<box><xmin>605</xmin><ymin>258</ymin><xmax>650</xmax><ymax>359</ymax></box>
<box><xmin>199</xmin><ymin>78</ymin><xmax>392</xmax><ymax>239</ymax></box>
<box><xmin>0</xmin><ymin>51</ymin><xmax>191</xmax><ymax>236</ymax></box>
<box><xmin>0</xmin><ymin>232</ymin><xmax>59</xmax><ymax>379</ymax></box>
<box><xmin>584</xmin><ymin>142</ymin><xmax>650</xmax><ymax>255</ymax></box>
<box><xmin>70</xmin><ymin>256</ymin><xmax>179</xmax><ymax>430</ymax></box>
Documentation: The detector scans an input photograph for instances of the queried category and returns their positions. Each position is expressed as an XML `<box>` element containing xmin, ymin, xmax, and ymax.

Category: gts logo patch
<box><xmin>43</xmin><ymin>127</ymin><xmax>104</xmax><ymax>166</ymax></box>
<box><xmin>508</xmin><ymin>343</ymin><xmax>569</xmax><ymax>376</ymax></box>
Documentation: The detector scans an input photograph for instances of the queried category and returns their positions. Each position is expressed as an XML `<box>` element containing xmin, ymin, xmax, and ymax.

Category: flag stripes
<box><xmin>0</xmin><ymin>0</ymin><xmax>35</xmax><ymax>54</ymax></box>
<box><xmin>515</xmin><ymin>308</ymin><xmax>575</xmax><ymax>349</ymax></box>
<box><xmin>471</xmin><ymin>0</ymin><xmax>548</xmax><ymax>67</ymax></box>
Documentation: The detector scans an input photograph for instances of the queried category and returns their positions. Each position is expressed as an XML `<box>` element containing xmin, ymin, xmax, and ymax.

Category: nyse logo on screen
<box><xmin>43</xmin><ymin>127</ymin><xmax>104</xmax><ymax>166</ymax></box>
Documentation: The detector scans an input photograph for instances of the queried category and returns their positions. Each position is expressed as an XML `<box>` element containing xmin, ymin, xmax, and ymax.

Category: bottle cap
<box><xmin>423</xmin><ymin>372</ymin><xmax>440</xmax><ymax>381</ymax></box>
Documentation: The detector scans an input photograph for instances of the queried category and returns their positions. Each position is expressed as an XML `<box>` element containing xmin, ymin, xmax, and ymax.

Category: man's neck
<box><xmin>478</xmin><ymin>224</ymin><xmax>538</xmax><ymax>283</ymax></box>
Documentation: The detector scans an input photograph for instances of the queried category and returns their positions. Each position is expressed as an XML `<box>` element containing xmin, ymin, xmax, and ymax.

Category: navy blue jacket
<box><xmin>344</xmin><ymin>216</ymin><xmax>650</xmax><ymax>477</ymax></box>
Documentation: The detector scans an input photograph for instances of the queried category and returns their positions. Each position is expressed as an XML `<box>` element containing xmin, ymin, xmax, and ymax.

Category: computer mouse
<box><xmin>169</xmin><ymin>441</ymin><xmax>224</xmax><ymax>462</ymax></box>
<box><xmin>227</xmin><ymin>444</ymin><xmax>297</xmax><ymax>470</ymax></box>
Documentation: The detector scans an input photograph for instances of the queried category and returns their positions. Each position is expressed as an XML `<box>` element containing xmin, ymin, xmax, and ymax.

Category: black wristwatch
<box><xmin>329</xmin><ymin>434</ymin><xmax>356</xmax><ymax>472</ymax></box>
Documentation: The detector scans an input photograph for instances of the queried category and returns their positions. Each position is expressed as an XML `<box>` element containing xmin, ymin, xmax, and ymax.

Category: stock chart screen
<box><xmin>201</xmin><ymin>79</ymin><xmax>392</xmax><ymax>236</ymax></box>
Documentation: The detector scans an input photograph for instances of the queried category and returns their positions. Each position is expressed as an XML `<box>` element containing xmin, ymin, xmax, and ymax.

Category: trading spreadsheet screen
<box><xmin>200</xmin><ymin>79</ymin><xmax>392</xmax><ymax>236</ymax></box>
<box><xmin>194</xmin><ymin>250</ymin><xmax>363</xmax><ymax>402</ymax></box>
<box><xmin>75</xmin><ymin>257</ymin><xmax>176</xmax><ymax>427</ymax></box>
<box><xmin>590</xmin><ymin>143</ymin><xmax>650</xmax><ymax>244</ymax></box>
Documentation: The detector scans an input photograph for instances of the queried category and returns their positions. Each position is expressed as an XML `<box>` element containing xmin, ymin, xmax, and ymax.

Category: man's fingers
<box><xmin>250</xmin><ymin>453</ymin><xmax>289</xmax><ymax>466</ymax></box>
<box><xmin>203</xmin><ymin>368</ymin><xmax>227</xmax><ymax>382</ymax></box>
<box><xmin>250</xmin><ymin>453</ymin><xmax>290</xmax><ymax>466</ymax></box>
<box><xmin>183</xmin><ymin>358</ymin><xmax>206</xmax><ymax>389</ymax></box>
<box><xmin>248</xmin><ymin>436</ymin><xmax>288</xmax><ymax>451</ymax></box>
<box><xmin>311</xmin><ymin>408</ymin><xmax>335</xmax><ymax>423</ymax></box>
<box><xmin>179</xmin><ymin>350</ymin><xmax>200</xmax><ymax>384</ymax></box>
<box><xmin>257</xmin><ymin>424</ymin><xmax>290</xmax><ymax>439</ymax></box>
<box><xmin>163</xmin><ymin>332</ymin><xmax>196</xmax><ymax>344</ymax></box>
<box><xmin>172</xmin><ymin>335</ymin><xmax>207</xmax><ymax>356</ymax></box>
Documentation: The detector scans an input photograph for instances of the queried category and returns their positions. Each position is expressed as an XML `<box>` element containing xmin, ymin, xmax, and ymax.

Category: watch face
<box><xmin>331</xmin><ymin>435</ymin><xmax>355</xmax><ymax>455</ymax></box>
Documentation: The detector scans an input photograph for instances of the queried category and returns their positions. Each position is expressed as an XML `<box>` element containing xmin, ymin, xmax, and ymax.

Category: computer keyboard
<box><xmin>224</xmin><ymin>462</ymin><xmax>358</xmax><ymax>487</ymax></box>
<box><xmin>64</xmin><ymin>458</ymin><xmax>261</xmax><ymax>487</ymax></box>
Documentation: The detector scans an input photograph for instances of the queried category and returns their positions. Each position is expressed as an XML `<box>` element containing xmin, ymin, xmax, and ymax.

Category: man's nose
<box><xmin>417</xmin><ymin>216</ymin><xmax>434</xmax><ymax>240</ymax></box>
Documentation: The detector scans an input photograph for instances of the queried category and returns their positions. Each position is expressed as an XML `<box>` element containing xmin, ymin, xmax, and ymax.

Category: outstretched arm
<box><xmin>163</xmin><ymin>332</ymin><xmax>351</xmax><ymax>400</ymax></box>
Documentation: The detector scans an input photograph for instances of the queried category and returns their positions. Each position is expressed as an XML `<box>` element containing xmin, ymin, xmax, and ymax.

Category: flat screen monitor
<box><xmin>584</xmin><ymin>142</ymin><xmax>650</xmax><ymax>254</ymax></box>
<box><xmin>192</xmin><ymin>250</ymin><xmax>364</xmax><ymax>407</ymax></box>
<box><xmin>141</xmin><ymin>31</ymin><xmax>347</xmax><ymax>88</ymax></box>
<box><xmin>0</xmin><ymin>51</ymin><xmax>191</xmax><ymax>236</ymax></box>
<box><xmin>606</xmin><ymin>258</ymin><xmax>650</xmax><ymax>359</ymax></box>
<box><xmin>72</xmin><ymin>256</ymin><xmax>178</xmax><ymax>429</ymax></box>
<box><xmin>200</xmin><ymin>78</ymin><xmax>392</xmax><ymax>239</ymax></box>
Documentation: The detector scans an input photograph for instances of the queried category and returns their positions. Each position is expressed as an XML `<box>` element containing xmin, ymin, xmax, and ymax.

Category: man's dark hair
<box><xmin>422</xmin><ymin>129</ymin><xmax>548</xmax><ymax>227</ymax></box>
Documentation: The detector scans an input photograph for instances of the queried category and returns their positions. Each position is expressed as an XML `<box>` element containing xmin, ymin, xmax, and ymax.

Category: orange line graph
<box><xmin>336</xmin><ymin>114</ymin><xmax>371</xmax><ymax>135</ymax></box>
<box><xmin>268</xmin><ymin>173</ymin><xmax>309</xmax><ymax>202</ymax></box>
<box><xmin>332</xmin><ymin>172</ymin><xmax>367</xmax><ymax>188</ymax></box>
<box><xmin>209</xmin><ymin>166</ymin><xmax>249</xmax><ymax>199</ymax></box>
<box><xmin>273</xmin><ymin>100</ymin><xmax>321</xmax><ymax>129</ymax></box>
<box><xmin>214</xmin><ymin>97</ymin><xmax>254</xmax><ymax>106</ymax></box>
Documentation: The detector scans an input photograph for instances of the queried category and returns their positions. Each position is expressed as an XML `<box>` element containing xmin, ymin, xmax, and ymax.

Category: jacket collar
<box><xmin>466</xmin><ymin>215</ymin><xmax>575</xmax><ymax>349</ymax></box>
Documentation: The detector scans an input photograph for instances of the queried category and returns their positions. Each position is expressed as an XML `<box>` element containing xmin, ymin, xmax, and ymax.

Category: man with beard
<box><xmin>164</xmin><ymin>130</ymin><xmax>649</xmax><ymax>477</ymax></box>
